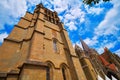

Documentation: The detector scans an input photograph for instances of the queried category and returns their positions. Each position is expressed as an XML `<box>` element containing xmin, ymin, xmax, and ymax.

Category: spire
<box><xmin>80</xmin><ymin>38</ymin><xmax>90</xmax><ymax>52</ymax></box>
<box><xmin>75</xmin><ymin>44</ymin><xmax>84</xmax><ymax>57</ymax></box>
<box><xmin>75</xmin><ymin>44</ymin><xmax>83</xmax><ymax>52</ymax></box>
<box><xmin>104</xmin><ymin>47</ymin><xmax>108</xmax><ymax>53</ymax></box>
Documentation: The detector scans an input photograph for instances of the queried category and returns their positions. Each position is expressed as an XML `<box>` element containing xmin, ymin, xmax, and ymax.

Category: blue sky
<box><xmin>0</xmin><ymin>0</ymin><xmax>120</xmax><ymax>55</ymax></box>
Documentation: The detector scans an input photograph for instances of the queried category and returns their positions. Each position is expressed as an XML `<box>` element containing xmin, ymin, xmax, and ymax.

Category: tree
<box><xmin>83</xmin><ymin>0</ymin><xmax>110</xmax><ymax>5</ymax></box>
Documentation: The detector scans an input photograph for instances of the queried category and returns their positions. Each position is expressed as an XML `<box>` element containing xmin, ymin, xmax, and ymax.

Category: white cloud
<box><xmin>83</xmin><ymin>37</ymin><xmax>98</xmax><ymax>47</ymax></box>
<box><xmin>63</xmin><ymin>5</ymin><xmax>86</xmax><ymax>31</ymax></box>
<box><xmin>0</xmin><ymin>0</ymin><xmax>27</xmax><ymax>30</ymax></box>
<box><xmin>53</xmin><ymin>0</ymin><xmax>69</xmax><ymax>13</ymax></box>
<box><xmin>96</xmin><ymin>47</ymin><xmax>104</xmax><ymax>54</ymax></box>
<box><xmin>89</xmin><ymin>7</ymin><xmax>103</xmax><ymax>15</ymax></box>
<box><xmin>70</xmin><ymin>7</ymin><xmax>86</xmax><ymax>23</ymax></box>
<box><xmin>114</xmin><ymin>49</ymin><xmax>120</xmax><ymax>56</ymax></box>
<box><xmin>73</xmin><ymin>37</ymin><xmax>98</xmax><ymax>51</ymax></box>
<box><xmin>82</xmin><ymin>35</ymin><xmax>117</xmax><ymax>54</ymax></box>
<box><xmin>70</xmin><ymin>7</ymin><xmax>85</xmax><ymax>19</ymax></box>
<box><xmin>89</xmin><ymin>0</ymin><xmax>120</xmax><ymax>54</ymax></box>
<box><xmin>104</xmin><ymin>42</ymin><xmax>116</xmax><ymax>49</ymax></box>
<box><xmin>0</xmin><ymin>0</ymin><xmax>28</xmax><ymax>44</ymax></box>
<box><xmin>85</xmin><ymin>5</ymin><xmax>103</xmax><ymax>15</ymax></box>
<box><xmin>66</xmin><ymin>21</ymin><xmax>77</xmax><ymax>30</ymax></box>
<box><xmin>1</xmin><ymin>0</ymin><xmax>27</xmax><ymax>18</ymax></box>
<box><xmin>58</xmin><ymin>16</ymin><xmax>63</xmax><ymax>21</ymax></box>
<box><xmin>68</xmin><ymin>0</ymin><xmax>82</xmax><ymax>6</ymax></box>
<box><xmin>26</xmin><ymin>0</ymin><xmax>41</xmax><ymax>6</ymax></box>
<box><xmin>80</xmin><ymin>15</ymin><xmax>85</xmax><ymax>23</ymax></box>
<box><xmin>73</xmin><ymin>41</ymin><xmax>83</xmax><ymax>50</ymax></box>
<box><xmin>64</xmin><ymin>14</ymin><xmax>75</xmax><ymax>20</ymax></box>
<box><xmin>94</xmin><ymin>0</ymin><xmax>120</xmax><ymax>36</ymax></box>
<box><xmin>0</xmin><ymin>32</ymin><xmax>8</xmax><ymax>43</ymax></box>
<box><xmin>96</xmin><ymin>41</ymin><xmax>116</xmax><ymax>54</ymax></box>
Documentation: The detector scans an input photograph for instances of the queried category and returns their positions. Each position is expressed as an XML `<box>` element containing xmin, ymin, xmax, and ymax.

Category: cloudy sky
<box><xmin>0</xmin><ymin>0</ymin><xmax>120</xmax><ymax>55</ymax></box>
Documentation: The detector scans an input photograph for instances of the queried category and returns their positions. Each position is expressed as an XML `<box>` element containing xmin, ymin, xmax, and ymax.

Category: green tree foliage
<box><xmin>83</xmin><ymin>0</ymin><xmax>110</xmax><ymax>5</ymax></box>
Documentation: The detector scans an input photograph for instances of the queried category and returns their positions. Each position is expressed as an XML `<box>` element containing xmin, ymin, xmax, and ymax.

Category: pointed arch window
<box><xmin>62</xmin><ymin>67</ymin><xmax>66</xmax><ymax>80</ymax></box>
<box><xmin>61</xmin><ymin>64</ymin><xmax>71</xmax><ymax>80</ymax></box>
<box><xmin>46</xmin><ymin>62</ymin><xmax>53</xmax><ymax>80</ymax></box>
<box><xmin>46</xmin><ymin>67</ymin><xmax>50</xmax><ymax>80</ymax></box>
<box><xmin>53</xmin><ymin>39</ymin><xmax>58</xmax><ymax>53</ymax></box>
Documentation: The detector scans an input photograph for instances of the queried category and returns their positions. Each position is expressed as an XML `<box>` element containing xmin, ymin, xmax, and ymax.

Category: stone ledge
<box><xmin>0</xmin><ymin>72</ymin><xmax>7</xmax><ymax>77</ymax></box>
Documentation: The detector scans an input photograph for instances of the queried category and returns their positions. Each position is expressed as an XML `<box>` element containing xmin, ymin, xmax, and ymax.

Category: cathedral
<box><xmin>0</xmin><ymin>4</ymin><xmax>120</xmax><ymax>80</ymax></box>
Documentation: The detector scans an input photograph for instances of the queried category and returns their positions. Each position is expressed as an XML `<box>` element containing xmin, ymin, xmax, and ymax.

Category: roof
<box><xmin>99</xmin><ymin>56</ymin><xmax>117</xmax><ymax>71</ymax></box>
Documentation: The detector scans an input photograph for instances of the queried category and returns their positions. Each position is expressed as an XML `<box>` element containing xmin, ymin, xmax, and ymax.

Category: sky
<box><xmin>0</xmin><ymin>0</ymin><xmax>120</xmax><ymax>55</ymax></box>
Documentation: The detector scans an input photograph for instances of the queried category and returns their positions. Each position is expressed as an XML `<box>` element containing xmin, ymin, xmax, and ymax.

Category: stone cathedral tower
<box><xmin>0</xmin><ymin>4</ymin><xmax>87</xmax><ymax>80</ymax></box>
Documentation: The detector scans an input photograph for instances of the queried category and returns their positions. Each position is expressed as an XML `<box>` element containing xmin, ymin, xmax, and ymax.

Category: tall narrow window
<box><xmin>49</xmin><ymin>17</ymin><xmax>51</xmax><ymax>21</ymax></box>
<box><xmin>44</xmin><ymin>15</ymin><xmax>48</xmax><ymax>20</ymax></box>
<box><xmin>52</xmin><ymin>13</ymin><xmax>54</xmax><ymax>17</ymax></box>
<box><xmin>53</xmin><ymin>39</ymin><xmax>57</xmax><ymax>53</ymax></box>
<box><xmin>62</xmin><ymin>67</ymin><xmax>66</xmax><ymax>80</ymax></box>
<box><xmin>45</xmin><ymin>9</ymin><xmax>47</xmax><ymax>14</ymax></box>
<box><xmin>46</xmin><ymin>67</ymin><xmax>50</xmax><ymax>80</ymax></box>
<box><xmin>46</xmin><ymin>62</ymin><xmax>53</xmax><ymax>80</ymax></box>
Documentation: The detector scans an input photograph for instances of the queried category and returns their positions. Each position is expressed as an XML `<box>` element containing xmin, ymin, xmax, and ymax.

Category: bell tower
<box><xmin>0</xmin><ymin>4</ymin><xmax>87</xmax><ymax>80</ymax></box>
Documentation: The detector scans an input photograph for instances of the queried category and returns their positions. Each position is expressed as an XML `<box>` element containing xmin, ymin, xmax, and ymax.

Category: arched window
<box><xmin>53</xmin><ymin>39</ymin><xmax>58</xmax><ymax>53</ymax></box>
<box><xmin>46</xmin><ymin>67</ymin><xmax>50</xmax><ymax>80</ymax></box>
<box><xmin>46</xmin><ymin>62</ymin><xmax>53</xmax><ymax>80</ymax></box>
<box><xmin>52</xmin><ymin>29</ymin><xmax>59</xmax><ymax>53</ymax></box>
<box><xmin>61</xmin><ymin>64</ymin><xmax>70</xmax><ymax>80</ymax></box>
<box><xmin>62</xmin><ymin>67</ymin><xmax>66</xmax><ymax>80</ymax></box>
<box><xmin>61</xmin><ymin>64</ymin><xmax>71</xmax><ymax>80</ymax></box>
